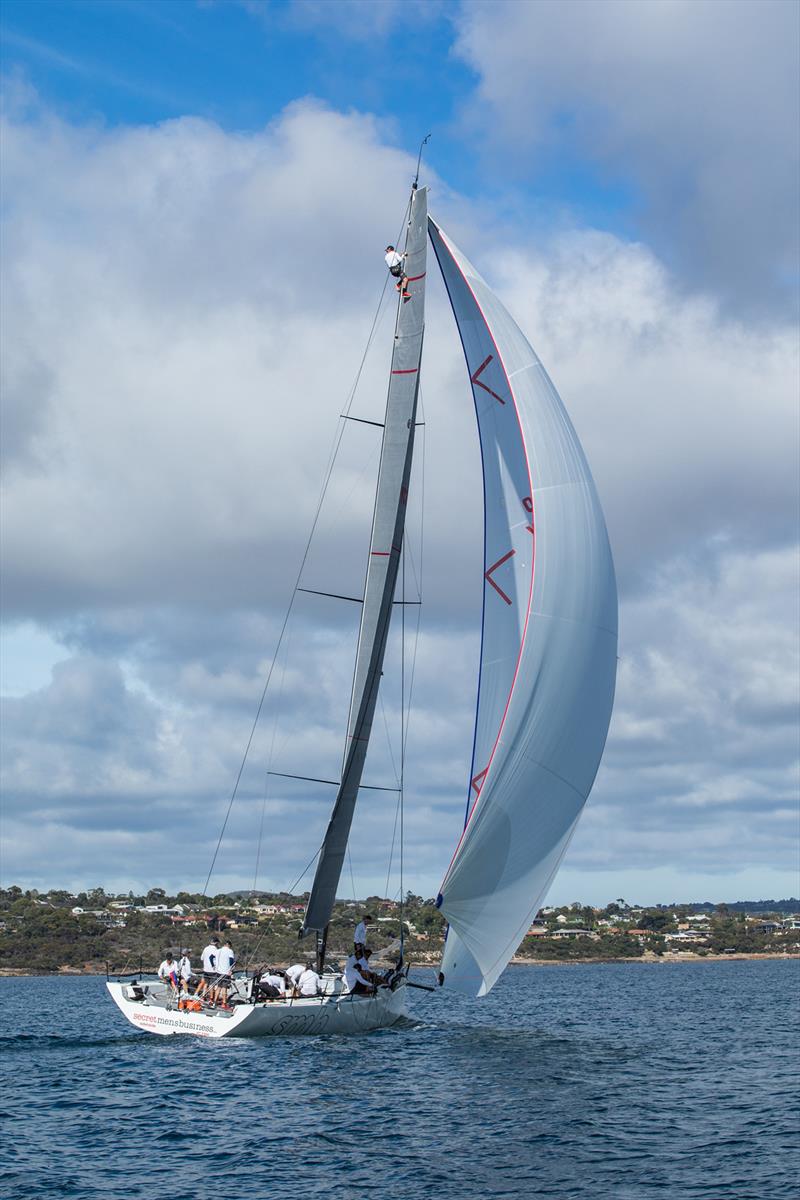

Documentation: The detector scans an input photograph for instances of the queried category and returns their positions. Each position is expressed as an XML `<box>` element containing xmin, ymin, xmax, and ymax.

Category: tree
<box><xmin>637</xmin><ymin>909</ymin><xmax>674</xmax><ymax>932</ymax></box>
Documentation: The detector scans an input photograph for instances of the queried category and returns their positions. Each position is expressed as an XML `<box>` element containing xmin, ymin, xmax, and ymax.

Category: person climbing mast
<box><xmin>385</xmin><ymin>244</ymin><xmax>411</xmax><ymax>301</ymax></box>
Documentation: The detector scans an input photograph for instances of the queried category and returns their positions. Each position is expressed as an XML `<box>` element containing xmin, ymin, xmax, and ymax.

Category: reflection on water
<box><xmin>1</xmin><ymin>961</ymin><xmax>797</xmax><ymax>1199</ymax></box>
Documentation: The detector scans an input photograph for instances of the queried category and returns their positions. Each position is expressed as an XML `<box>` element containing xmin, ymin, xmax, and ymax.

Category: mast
<box><xmin>301</xmin><ymin>186</ymin><xmax>428</xmax><ymax>951</ymax></box>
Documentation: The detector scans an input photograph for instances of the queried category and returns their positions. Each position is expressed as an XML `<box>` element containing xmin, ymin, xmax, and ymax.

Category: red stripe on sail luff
<box><xmin>471</xmin><ymin>767</ymin><xmax>488</xmax><ymax>796</ymax></box>
<box><xmin>485</xmin><ymin>550</ymin><xmax>515</xmax><ymax>605</ymax></box>
<box><xmin>391</xmin><ymin>368</ymin><xmax>418</xmax><ymax>374</ymax></box>
<box><xmin>407</xmin><ymin>272</ymin><xmax>427</xmax><ymax>282</ymax></box>
<box><xmin>471</xmin><ymin>354</ymin><xmax>505</xmax><ymax>405</ymax></box>
<box><xmin>434</xmin><ymin>225</ymin><xmax>536</xmax><ymax>895</ymax></box>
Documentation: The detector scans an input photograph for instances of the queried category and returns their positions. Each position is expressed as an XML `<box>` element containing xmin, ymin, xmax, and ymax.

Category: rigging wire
<box><xmin>347</xmin><ymin>846</ymin><xmax>357</xmax><ymax>902</ymax></box>
<box><xmin>201</xmin><ymin>199</ymin><xmax>412</xmax><ymax>900</ymax></box>
<box><xmin>382</xmin><ymin>385</ymin><xmax>427</xmax><ymax>910</ymax></box>
<box><xmin>241</xmin><ymin>843</ymin><xmax>323</xmax><ymax>972</ymax></box>
<box><xmin>398</xmin><ymin>532</ymin><xmax>406</xmax><ymax>958</ymax></box>
<box><xmin>383</xmin><ymin>788</ymin><xmax>402</xmax><ymax>901</ymax></box>
<box><xmin>378</xmin><ymin>690</ymin><xmax>401</xmax><ymax>788</ymax></box>
<box><xmin>252</xmin><ymin>626</ymin><xmax>292</xmax><ymax>894</ymax></box>
<box><xmin>402</xmin><ymin>416</ymin><xmax>426</xmax><ymax>761</ymax></box>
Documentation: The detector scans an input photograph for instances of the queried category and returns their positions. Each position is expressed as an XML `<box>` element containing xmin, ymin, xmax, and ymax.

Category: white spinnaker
<box><xmin>429</xmin><ymin>218</ymin><xmax>618</xmax><ymax>996</ymax></box>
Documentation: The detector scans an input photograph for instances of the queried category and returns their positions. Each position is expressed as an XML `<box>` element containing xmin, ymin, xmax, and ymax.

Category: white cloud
<box><xmin>454</xmin><ymin>0</ymin><xmax>800</xmax><ymax>316</ymax></box>
<box><xmin>477</xmin><ymin>232</ymin><xmax>799</xmax><ymax>582</ymax></box>
<box><xmin>1</xmin><ymin>93</ymin><xmax>797</xmax><ymax>904</ymax></box>
<box><xmin>573</xmin><ymin>543</ymin><xmax>800</xmax><ymax>883</ymax></box>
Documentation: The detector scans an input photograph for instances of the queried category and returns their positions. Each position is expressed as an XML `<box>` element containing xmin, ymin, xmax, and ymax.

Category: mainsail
<box><xmin>302</xmin><ymin>186</ymin><xmax>428</xmax><ymax>937</ymax></box>
<box><xmin>429</xmin><ymin>217</ymin><xmax>618</xmax><ymax>996</ymax></box>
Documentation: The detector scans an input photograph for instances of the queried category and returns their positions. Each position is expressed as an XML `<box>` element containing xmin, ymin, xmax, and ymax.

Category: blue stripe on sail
<box><xmin>428</xmin><ymin>217</ymin><xmax>488</xmax><ymax>832</ymax></box>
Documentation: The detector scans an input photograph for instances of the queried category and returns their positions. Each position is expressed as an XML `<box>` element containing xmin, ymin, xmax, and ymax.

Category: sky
<box><xmin>1</xmin><ymin>0</ymin><xmax>798</xmax><ymax>908</ymax></box>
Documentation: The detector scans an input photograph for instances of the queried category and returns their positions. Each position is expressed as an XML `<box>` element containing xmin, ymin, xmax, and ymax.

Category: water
<box><xmin>1</xmin><ymin>961</ymin><xmax>797</xmax><ymax>1199</ymax></box>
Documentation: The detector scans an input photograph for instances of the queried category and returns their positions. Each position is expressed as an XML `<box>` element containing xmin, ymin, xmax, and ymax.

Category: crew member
<box><xmin>256</xmin><ymin>967</ymin><xmax>285</xmax><ymax>1001</ymax></box>
<box><xmin>385</xmin><ymin>245</ymin><xmax>410</xmax><ymax>300</ymax></box>
<box><xmin>344</xmin><ymin>953</ymin><xmax>374</xmax><ymax>996</ymax></box>
<box><xmin>157</xmin><ymin>953</ymin><xmax>179</xmax><ymax>993</ymax></box>
<box><xmin>297</xmin><ymin>961</ymin><xmax>321</xmax><ymax>997</ymax></box>
<box><xmin>285</xmin><ymin>962</ymin><xmax>305</xmax><ymax>995</ymax></box>
<box><xmin>196</xmin><ymin>935</ymin><xmax>220</xmax><ymax>998</ymax></box>
<box><xmin>211</xmin><ymin>938</ymin><xmax>235</xmax><ymax>1008</ymax></box>
<box><xmin>178</xmin><ymin>949</ymin><xmax>192</xmax><ymax>994</ymax></box>
<box><xmin>354</xmin><ymin>914</ymin><xmax>373</xmax><ymax>956</ymax></box>
<box><xmin>357</xmin><ymin>947</ymin><xmax>381</xmax><ymax>986</ymax></box>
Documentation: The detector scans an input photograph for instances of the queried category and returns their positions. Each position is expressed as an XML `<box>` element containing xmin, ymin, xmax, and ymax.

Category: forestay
<box><xmin>302</xmin><ymin>187</ymin><xmax>428</xmax><ymax>936</ymax></box>
<box><xmin>428</xmin><ymin>217</ymin><xmax>618</xmax><ymax>996</ymax></box>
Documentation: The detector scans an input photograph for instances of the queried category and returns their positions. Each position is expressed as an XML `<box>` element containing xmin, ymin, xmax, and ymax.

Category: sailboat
<box><xmin>107</xmin><ymin>180</ymin><xmax>617</xmax><ymax>1037</ymax></box>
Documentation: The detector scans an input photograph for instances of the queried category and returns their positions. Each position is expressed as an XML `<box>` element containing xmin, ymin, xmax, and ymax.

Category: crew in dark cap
<box><xmin>354</xmin><ymin>914</ymin><xmax>373</xmax><ymax>956</ymax></box>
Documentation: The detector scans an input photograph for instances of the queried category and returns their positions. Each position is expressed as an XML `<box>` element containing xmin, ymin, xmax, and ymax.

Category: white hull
<box><xmin>106</xmin><ymin>979</ymin><xmax>407</xmax><ymax>1038</ymax></box>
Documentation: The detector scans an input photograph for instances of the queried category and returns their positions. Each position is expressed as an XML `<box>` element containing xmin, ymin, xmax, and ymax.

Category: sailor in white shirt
<box><xmin>384</xmin><ymin>245</ymin><xmax>410</xmax><ymax>299</ymax></box>
<box><xmin>358</xmin><ymin>948</ymin><xmax>378</xmax><ymax>981</ymax></box>
<box><xmin>178</xmin><ymin>950</ymin><xmax>192</xmax><ymax>993</ymax></box>
<box><xmin>354</xmin><ymin>914</ymin><xmax>373</xmax><ymax>955</ymax></box>
<box><xmin>196</xmin><ymin>936</ymin><xmax>220</xmax><ymax>997</ymax></box>
<box><xmin>297</xmin><ymin>963</ymin><xmax>321</xmax><ymax>997</ymax></box>
<box><xmin>286</xmin><ymin>962</ymin><xmax>305</xmax><ymax>991</ymax></box>
<box><xmin>210</xmin><ymin>938</ymin><xmax>236</xmax><ymax>1007</ymax></box>
<box><xmin>157</xmin><ymin>954</ymin><xmax>179</xmax><ymax>992</ymax></box>
<box><xmin>344</xmin><ymin>954</ymin><xmax>374</xmax><ymax>996</ymax></box>
<box><xmin>257</xmin><ymin>968</ymin><xmax>285</xmax><ymax>1000</ymax></box>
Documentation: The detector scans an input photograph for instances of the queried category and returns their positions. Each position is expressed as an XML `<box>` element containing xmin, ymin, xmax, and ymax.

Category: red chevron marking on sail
<box><xmin>391</xmin><ymin>368</ymin><xmax>418</xmax><ymax>374</ymax></box>
<box><xmin>471</xmin><ymin>767</ymin><xmax>488</xmax><ymax>796</ymax></box>
<box><xmin>471</xmin><ymin>355</ymin><xmax>505</xmax><ymax>405</ymax></box>
<box><xmin>407</xmin><ymin>272</ymin><xmax>426</xmax><ymax>282</ymax></box>
<box><xmin>485</xmin><ymin>549</ymin><xmax>515</xmax><ymax>605</ymax></box>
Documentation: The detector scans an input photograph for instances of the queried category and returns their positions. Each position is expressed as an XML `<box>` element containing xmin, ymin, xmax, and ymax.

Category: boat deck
<box><xmin>107</xmin><ymin>972</ymin><xmax>407</xmax><ymax>1037</ymax></box>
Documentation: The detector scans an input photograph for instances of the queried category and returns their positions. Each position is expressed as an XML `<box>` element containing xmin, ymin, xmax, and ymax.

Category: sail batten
<box><xmin>429</xmin><ymin>216</ymin><xmax>617</xmax><ymax>996</ymax></box>
<box><xmin>302</xmin><ymin>187</ymin><xmax>428</xmax><ymax>936</ymax></box>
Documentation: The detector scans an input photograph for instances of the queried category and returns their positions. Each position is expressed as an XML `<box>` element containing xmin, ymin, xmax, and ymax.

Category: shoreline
<box><xmin>1</xmin><ymin>951</ymin><xmax>798</xmax><ymax>978</ymax></box>
<box><xmin>510</xmin><ymin>951</ymin><xmax>800</xmax><ymax>966</ymax></box>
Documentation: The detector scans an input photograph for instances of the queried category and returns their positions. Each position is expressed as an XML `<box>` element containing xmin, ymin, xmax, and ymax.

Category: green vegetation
<box><xmin>1</xmin><ymin>887</ymin><xmax>797</xmax><ymax>974</ymax></box>
<box><xmin>0</xmin><ymin>886</ymin><xmax>445</xmax><ymax>974</ymax></box>
<box><xmin>519</xmin><ymin>932</ymin><xmax>646</xmax><ymax>960</ymax></box>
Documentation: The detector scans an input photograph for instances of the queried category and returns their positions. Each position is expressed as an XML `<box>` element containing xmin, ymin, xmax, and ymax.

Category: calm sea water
<box><xmin>1</xmin><ymin>961</ymin><xmax>797</xmax><ymax>1199</ymax></box>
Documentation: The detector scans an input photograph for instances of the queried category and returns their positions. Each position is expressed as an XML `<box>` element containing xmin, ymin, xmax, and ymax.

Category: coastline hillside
<box><xmin>1</xmin><ymin>887</ymin><xmax>798</xmax><ymax>974</ymax></box>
